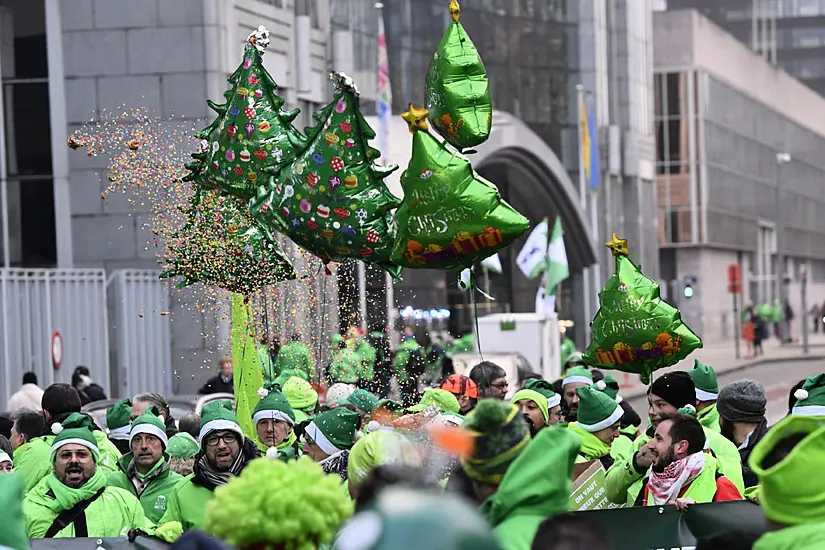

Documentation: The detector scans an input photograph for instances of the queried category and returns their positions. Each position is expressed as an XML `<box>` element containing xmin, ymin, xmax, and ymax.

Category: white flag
<box><xmin>545</xmin><ymin>216</ymin><xmax>569</xmax><ymax>291</ymax></box>
<box><xmin>516</xmin><ymin>220</ymin><xmax>548</xmax><ymax>279</ymax></box>
<box><xmin>481</xmin><ymin>253</ymin><xmax>502</xmax><ymax>274</ymax></box>
<box><xmin>535</xmin><ymin>283</ymin><xmax>556</xmax><ymax>318</ymax></box>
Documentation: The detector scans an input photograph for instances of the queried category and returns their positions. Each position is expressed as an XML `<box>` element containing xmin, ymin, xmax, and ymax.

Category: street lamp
<box><xmin>775</xmin><ymin>152</ymin><xmax>791</xmax><ymax>343</ymax></box>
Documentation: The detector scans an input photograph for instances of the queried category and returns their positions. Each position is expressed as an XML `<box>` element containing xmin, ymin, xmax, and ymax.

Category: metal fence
<box><xmin>108</xmin><ymin>270</ymin><xmax>173</xmax><ymax>400</ymax></box>
<box><xmin>0</xmin><ymin>269</ymin><xmax>109</xmax><ymax>410</ymax></box>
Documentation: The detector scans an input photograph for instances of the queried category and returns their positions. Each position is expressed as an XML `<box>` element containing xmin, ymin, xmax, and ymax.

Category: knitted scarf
<box><xmin>648</xmin><ymin>452</ymin><xmax>705</xmax><ymax>505</ymax></box>
<box><xmin>195</xmin><ymin>450</ymin><xmax>245</xmax><ymax>490</ymax></box>
<box><xmin>45</xmin><ymin>470</ymin><xmax>107</xmax><ymax>513</ymax></box>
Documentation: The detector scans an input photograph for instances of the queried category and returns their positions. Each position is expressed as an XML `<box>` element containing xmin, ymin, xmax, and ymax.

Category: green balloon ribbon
<box><xmin>583</xmin><ymin>234</ymin><xmax>703</xmax><ymax>385</ymax></box>
<box><xmin>160</xmin><ymin>187</ymin><xmax>296</xmax><ymax>296</ymax></box>
<box><xmin>184</xmin><ymin>26</ymin><xmax>307</xmax><ymax>200</ymax></box>
<box><xmin>251</xmin><ymin>72</ymin><xmax>402</xmax><ymax>278</ymax></box>
<box><xmin>391</xmin><ymin>106</ymin><xmax>529</xmax><ymax>271</ymax></box>
<box><xmin>425</xmin><ymin>0</ymin><xmax>492</xmax><ymax>150</ymax></box>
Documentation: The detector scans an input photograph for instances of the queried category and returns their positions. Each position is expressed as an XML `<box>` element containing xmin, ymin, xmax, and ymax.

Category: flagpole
<box><xmin>577</xmin><ymin>84</ymin><xmax>591</xmax><ymax>344</ymax></box>
<box><xmin>376</xmin><ymin>1</ymin><xmax>394</xmax><ymax>337</ymax></box>
<box><xmin>587</xmin><ymin>92</ymin><xmax>602</xmax><ymax>309</ymax></box>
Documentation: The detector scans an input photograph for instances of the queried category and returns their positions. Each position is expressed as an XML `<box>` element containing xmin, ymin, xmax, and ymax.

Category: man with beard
<box><xmin>511</xmin><ymin>379</ymin><xmax>563</xmax><ymax>436</ymax></box>
<box><xmin>301</xmin><ymin>408</ymin><xmax>362</xmax><ymax>480</ymax></box>
<box><xmin>23</xmin><ymin>413</ymin><xmax>153</xmax><ymax>537</ymax></box>
<box><xmin>107</xmin><ymin>408</ymin><xmax>182</xmax><ymax>524</ymax></box>
<box><xmin>716</xmin><ymin>379</ymin><xmax>768</xmax><ymax>488</ymax></box>
<box><xmin>560</xmin><ymin>366</ymin><xmax>592</xmax><ymax>422</ymax></box>
<box><xmin>636</xmin><ymin>413</ymin><xmax>742</xmax><ymax>507</ymax></box>
<box><xmin>156</xmin><ymin>401</ymin><xmax>259</xmax><ymax>533</ymax></box>
<box><xmin>568</xmin><ymin>386</ymin><xmax>623</xmax><ymax>469</ymax></box>
<box><xmin>605</xmin><ymin>371</ymin><xmax>744</xmax><ymax>506</ymax></box>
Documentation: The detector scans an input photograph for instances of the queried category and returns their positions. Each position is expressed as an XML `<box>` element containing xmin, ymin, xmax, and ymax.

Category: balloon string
<box><xmin>472</xmin><ymin>285</ymin><xmax>483</xmax><ymax>363</ymax></box>
<box><xmin>476</xmin><ymin>287</ymin><xmax>495</xmax><ymax>301</ymax></box>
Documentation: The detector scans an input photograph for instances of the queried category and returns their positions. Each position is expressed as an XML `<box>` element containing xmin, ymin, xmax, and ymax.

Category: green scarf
<box><xmin>568</xmin><ymin>422</ymin><xmax>611</xmax><ymax>460</ymax></box>
<box><xmin>45</xmin><ymin>469</ymin><xmax>107</xmax><ymax>513</ymax></box>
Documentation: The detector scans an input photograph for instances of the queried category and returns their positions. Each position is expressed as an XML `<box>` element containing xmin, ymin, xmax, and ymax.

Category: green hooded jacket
<box><xmin>275</xmin><ymin>341</ymin><xmax>315</xmax><ymax>381</ymax></box>
<box><xmin>754</xmin><ymin>523</ymin><xmax>825</xmax><ymax>550</ymax></box>
<box><xmin>24</xmin><ymin>470</ymin><xmax>154</xmax><ymax>537</ymax></box>
<box><xmin>480</xmin><ymin>426</ymin><xmax>581</xmax><ymax>550</ymax></box>
<box><xmin>606</xmin><ymin>426</ymin><xmax>744</xmax><ymax>505</ymax></box>
<box><xmin>698</xmin><ymin>403</ymin><xmax>721</xmax><ymax>433</ymax></box>
<box><xmin>394</xmin><ymin>339</ymin><xmax>422</xmax><ymax>383</ymax></box>
<box><xmin>157</xmin><ymin>474</ymin><xmax>214</xmax><ymax>532</ymax></box>
<box><xmin>15</xmin><ymin>429</ymin><xmax>122</xmax><ymax>493</ymax></box>
<box><xmin>107</xmin><ymin>453</ymin><xmax>183</xmax><ymax>524</ymax></box>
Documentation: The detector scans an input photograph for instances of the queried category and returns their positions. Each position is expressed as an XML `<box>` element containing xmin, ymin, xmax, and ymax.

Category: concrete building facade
<box><xmin>654</xmin><ymin>9</ymin><xmax>825</xmax><ymax>343</ymax></box>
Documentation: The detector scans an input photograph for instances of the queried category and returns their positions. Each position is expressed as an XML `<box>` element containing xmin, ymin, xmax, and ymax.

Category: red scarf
<box><xmin>647</xmin><ymin>452</ymin><xmax>705</xmax><ymax>505</ymax></box>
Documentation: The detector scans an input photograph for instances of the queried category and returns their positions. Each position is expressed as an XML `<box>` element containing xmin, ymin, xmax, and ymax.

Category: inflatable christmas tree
<box><xmin>424</xmin><ymin>0</ymin><xmax>492</xmax><ymax>150</ymax></box>
<box><xmin>160</xmin><ymin>188</ymin><xmax>296</xmax><ymax>296</ymax></box>
<box><xmin>390</xmin><ymin>105</ymin><xmax>528</xmax><ymax>271</ymax></box>
<box><xmin>185</xmin><ymin>26</ymin><xmax>306</xmax><ymax>200</ymax></box>
<box><xmin>584</xmin><ymin>234</ymin><xmax>703</xmax><ymax>384</ymax></box>
<box><xmin>251</xmin><ymin>73</ymin><xmax>401</xmax><ymax>275</ymax></box>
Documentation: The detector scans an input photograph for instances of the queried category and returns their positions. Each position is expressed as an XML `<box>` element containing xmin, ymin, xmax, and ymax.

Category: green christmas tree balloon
<box><xmin>160</xmin><ymin>187</ymin><xmax>296</xmax><ymax>296</ymax></box>
<box><xmin>390</xmin><ymin>105</ymin><xmax>528</xmax><ymax>271</ymax></box>
<box><xmin>584</xmin><ymin>234</ymin><xmax>703</xmax><ymax>384</ymax></box>
<box><xmin>424</xmin><ymin>0</ymin><xmax>492</xmax><ymax>151</ymax></box>
<box><xmin>184</xmin><ymin>26</ymin><xmax>306</xmax><ymax>200</ymax></box>
<box><xmin>250</xmin><ymin>73</ymin><xmax>401</xmax><ymax>276</ymax></box>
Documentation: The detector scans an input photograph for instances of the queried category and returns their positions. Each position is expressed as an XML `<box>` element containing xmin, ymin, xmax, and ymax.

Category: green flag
<box><xmin>545</xmin><ymin>216</ymin><xmax>569</xmax><ymax>291</ymax></box>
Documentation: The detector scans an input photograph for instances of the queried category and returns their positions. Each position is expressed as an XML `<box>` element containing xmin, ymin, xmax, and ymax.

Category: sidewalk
<box><xmin>618</xmin><ymin>332</ymin><xmax>825</xmax><ymax>400</ymax></box>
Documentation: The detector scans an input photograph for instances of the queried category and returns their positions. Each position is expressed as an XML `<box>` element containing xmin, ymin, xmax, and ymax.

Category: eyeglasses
<box><xmin>205</xmin><ymin>432</ymin><xmax>239</xmax><ymax>448</ymax></box>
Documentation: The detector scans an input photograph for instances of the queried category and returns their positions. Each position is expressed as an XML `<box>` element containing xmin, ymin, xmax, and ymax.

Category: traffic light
<box><xmin>683</xmin><ymin>276</ymin><xmax>697</xmax><ymax>299</ymax></box>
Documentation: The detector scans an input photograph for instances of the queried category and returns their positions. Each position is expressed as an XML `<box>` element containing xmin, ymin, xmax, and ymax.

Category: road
<box><xmin>624</xmin><ymin>358</ymin><xmax>825</xmax><ymax>427</ymax></box>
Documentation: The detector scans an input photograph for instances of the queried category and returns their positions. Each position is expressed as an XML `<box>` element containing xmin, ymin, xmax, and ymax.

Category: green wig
<box><xmin>205</xmin><ymin>457</ymin><xmax>353</xmax><ymax>550</ymax></box>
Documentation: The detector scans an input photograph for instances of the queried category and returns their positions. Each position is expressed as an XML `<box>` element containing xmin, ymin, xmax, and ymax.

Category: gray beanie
<box><xmin>716</xmin><ymin>379</ymin><xmax>766</xmax><ymax>423</ymax></box>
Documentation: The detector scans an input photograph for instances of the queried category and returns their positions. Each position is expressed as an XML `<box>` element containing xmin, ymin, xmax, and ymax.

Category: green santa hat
<box><xmin>305</xmin><ymin>407</ymin><xmax>362</xmax><ymax>456</ymax></box>
<box><xmin>253</xmin><ymin>387</ymin><xmax>296</xmax><ymax>427</ymax></box>
<box><xmin>346</xmin><ymin>388</ymin><xmax>379</xmax><ymax>414</ymax></box>
<box><xmin>689</xmin><ymin>359</ymin><xmax>719</xmax><ymax>401</ymax></box>
<box><xmin>130</xmin><ymin>406</ymin><xmax>169</xmax><ymax>448</ymax></box>
<box><xmin>562</xmin><ymin>366</ymin><xmax>592</xmax><ymax>388</ymax></box>
<box><xmin>199</xmin><ymin>400</ymin><xmax>244</xmax><ymax>444</ymax></box>
<box><xmin>50</xmin><ymin>412</ymin><xmax>100</xmax><ymax>462</ymax></box>
<box><xmin>106</xmin><ymin>398</ymin><xmax>132</xmax><ymax>441</ymax></box>
<box><xmin>575</xmin><ymin>385</ymin><xmax>623</xmax><ymax>433</ymax></box>
<box><xmin>595</xmin><ymin>374</ymin><xmax>621</xmax><ymax>402</ymax></box>
<box><xmin>792</xmin><ymin>374</ymin><xmax>825</xmax><ymax>416</ymax></box>
<box><xmin>522</xmin><ymin>379</ymin><xmax>561</xmax><ymax>409</ymax></box>
<box><xmin>166</xmin><ymin>432</ymin><xmax>200</xmax><ymax>459</ymax></box>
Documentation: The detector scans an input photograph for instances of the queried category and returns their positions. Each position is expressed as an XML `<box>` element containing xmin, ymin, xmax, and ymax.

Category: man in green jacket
<box><xmin>252</xmin><ymin>387</ymin><xmax>297</xmax><ymax>459</ymax></box>
<box><xmin>23</xmin><ymin>413</ymin><xmax>154</xmax><ymax>538</ymax></box>
<box><xmin>157</xmin><ymin>401</ymin><xmax>259</xmax><ymax>535</ymax></box>
<box><xmin>463</xmin><ymin>400</ymin><xmax>580</xmax><ymax>550</ymax></box>
<box><xmin>605</xmin><ymin>371</ymin><xmax>744</xmax><ymax>506</ymax></box>
<box><xmin>568</xmin><ymin>385</ymin><xmax>624</xmax><ymax>470</ymax></box>
<box><xmin>689</xmin><ymin>359</ymin><xmax>721</xmax><ymax>433</ymax></box>
<box><xmin>15</xmin><ymin>383</ymin><xmax>121</xmax><ymax>492</ymax></box>
<box><xmin>511</xmin><ymin>379</ymin><xmax>563</xmax><ymax>436</ymax></box>
<box><xmin>749</xmin><ymin>415</ymin><xmax>825</xmax><ymax>549</ymax></box>
<box><xmin>107</xmin><ymin>408</ymin><xmax>182</xmax><ymax>524</ymax></box>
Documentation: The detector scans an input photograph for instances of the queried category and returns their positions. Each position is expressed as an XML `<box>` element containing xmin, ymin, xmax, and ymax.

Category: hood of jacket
<box><xmin>755</xmin><ymin>523</ymin><xmax>825</xmax><ymax>550</ymax></box>
<box><xmin>568</xmin><ymin>422</ymin><xmax>612</xmax><ymax>460</ymax></box>
<box><xmin>697</xmin><ymin>403</ymin><xmax>721</xmax><ymax>433</ymax></box>
<box><xmin>481</xmin><ymin>426</ymin><xmax>581</xmax><ymax>528</ymax></box>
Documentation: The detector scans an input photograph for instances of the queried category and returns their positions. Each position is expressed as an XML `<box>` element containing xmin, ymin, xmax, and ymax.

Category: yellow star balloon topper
<box><xmin>449</xmin><ymin>0</ymin><xmax>461</xmax><ymax>22</ymax></box>
<box><xmin>606</xmin><ymin>233</ymin><xmax>629</xmax><ymax>258</ymax></box>
<box><xmin>402</xmin><ymin>104</ymin><xmax>430</xmax><ymax>134</ymax></box>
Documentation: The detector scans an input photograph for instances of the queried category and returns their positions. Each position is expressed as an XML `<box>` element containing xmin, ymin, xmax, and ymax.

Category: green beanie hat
<box><xmin>522</xmin><ymin>379</ymin><xmax>561</xmax><ymax>408</ymax></box>
<box><xmin>511</xmin><ymin>390</ymin><xmax>549</xmax><ymax>423</ymax></box>
<box><xmin>50</xmin><ymin>413</ymin><xmax>100</xmax><ymax>462</ymax></box>
<box><xmin>749</xmin><ymin>415</ymin><xmax>825</xmax><ymax>525</ymax></box>
<box><xmin>199</xmin><ymin>400</ymin><xmax>243</xmax><ymax>444</ymax></box>
<box><xmin>346</xmin><ymin>388</ymin><xmax>379</xmax><ymax>414</ymax></box>
<box><xmin>130</xmin><ymin>406</ymin><xmax>169</xmax><ymax>448</ymax></box>
<box><xmin>283</xmin><ymin>376</ymin><xmax>318</xmax><ymax>411</ymax></box>
<box><xmin>575</xmin><ymin>385</ymin><xmax>623</xmax><ymax>433</ymax></box>
<box><xmin>305</xmin><ymin>408</ymin><xmax>362</xmax><ymax>455</ymax></box>
<box><xmin>334</xmin><ymin>487</ymin><xmax>499</xmax><ymax>550</ymax></box>
<box><xmin>689</xmin><ymin>359</ymin><xmax>719</xmax><ymax>401</ymax></box>
<box><xmin>253</xmin><ymin>387</ymin><xmax>296</xmax><ymax>427</ymax></box>
<box><xmin>348</xmin><ymin>430</ymin><xmax>422</xmax><ymax>485</ymax></box>
<box><xmin>562</xmin><ymin>366</ymin><xmax>592</xmax><ymax>387</ymax></box>
<box><xmin>594</xmin><ymin>374</ymin><xmax>620</xmax><ymax>402</ymax></box>
<box><xmin>407</xmin><ymin>388</ymin><xmax>460</xmax><ymax>414</ymax></box>
<box><xmin>166</xmin><ymin>432</ymin><xmax>200</xmax><ymax>459</ymax></box>
<box><xmin>462</xmin><ymin>400</ymin><xmax>530</xmax><ymax>485</ymax></box>
<box><xmin>106</xmin><ymin>398</ymin><xmax>132</xmax><ymax>441</ymax></box>
<box><xmin>791</xmin><ymin>374</ymin><xmax>825</xmax><ymax>416</ymax></box>
<box><xmin>0</xmin><ymin>474</ymin><xmax>28</xmax><ymax>550</ymax></box>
